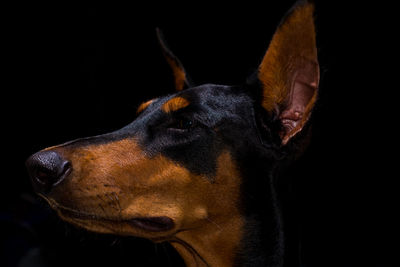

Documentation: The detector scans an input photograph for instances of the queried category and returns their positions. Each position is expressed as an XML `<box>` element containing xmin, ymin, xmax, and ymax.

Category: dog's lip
<box><xmin>56</xmin><ymin>206</ymin><xmax>174</xmax><ymax>232</ymax></box>
<box><xmin>128</xmin><ymin>217</ymin><xmax>175</xmax><ymax>232</ymax></box>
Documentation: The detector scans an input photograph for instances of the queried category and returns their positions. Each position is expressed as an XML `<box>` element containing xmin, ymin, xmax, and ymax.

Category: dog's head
<box><xmin>26</xmin><ymin>0</ymin><xmax>318</xmax><ymax>249</ymax></box>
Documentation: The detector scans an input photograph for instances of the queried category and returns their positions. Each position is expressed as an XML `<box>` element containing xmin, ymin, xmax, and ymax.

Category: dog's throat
<box><xmin>171</xmin><ymin>238</ymin><xmax>210</xmax><ymax>267</ymax></box>
<box><xmin>169</xmin><ymin>215</ymin><xmax>243</xmax><ymax>267</ymax></box>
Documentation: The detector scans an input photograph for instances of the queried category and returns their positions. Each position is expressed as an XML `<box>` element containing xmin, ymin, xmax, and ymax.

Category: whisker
<box><xmin>110</xmin><ymin>237</ymin><xmax>120</xmax><ymax>246</ymax></box>
<box><xmin>96</xmin><ymin>195</ymin><xmax>106</xmax><ymax>204</ymax></box>
<box><xmin>105</xmin><ymin>193</ymin><xmax>119</xmax><ymax>211</ymax></box>
<box><xmin>111</xmin><ymin>192</ymin><xmax>123</xmax><ymax>233</ymax></box>
<box><xmin>206</xmin><ymin>217</ymin><xmax>223</xmax><ymax>231</ymax></box>
<box><xmin>161</xmin><ymin>243</ymin><xmax>172</xmax><ymax>267</ymax></box>
<box><xmin>154</xmin><ymin>243</ymin><xmax>159</xmax><ymax>258</ymax></box>
<box><xmin>106</xmin><ymin>193</ymin><xmax>114</xmax><ymax>202</ymax></box>
<box><xmin>112</xmin><ymin>192</ymin><xmax>122</xmax><ymax>213</ymax></box>
<box><xmin>98</xmin><ymin>203</ymin><xmax>106</xmax><ymax>215</ymax></box>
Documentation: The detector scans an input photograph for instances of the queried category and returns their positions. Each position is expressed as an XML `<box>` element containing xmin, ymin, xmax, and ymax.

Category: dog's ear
<box><xmin>156</xmin><ymin>28</ymin><xmax>192</xmax><ymax>91</ymax></box>
<box><xmin>257</xmin><ymin>0</ymin><xmax>319</xmax><ymax>145</ymax></box>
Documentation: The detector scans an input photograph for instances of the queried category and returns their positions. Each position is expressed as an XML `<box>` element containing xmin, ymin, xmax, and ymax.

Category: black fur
<box><xmin>28</xmin><ymin>1</ymin><xmax>316</xmax><ymax>265</ymax></box>
<box><xmin>52</xmin><ymin>81</ymin><xmax>307</xmax><ymax>266</ymax></box>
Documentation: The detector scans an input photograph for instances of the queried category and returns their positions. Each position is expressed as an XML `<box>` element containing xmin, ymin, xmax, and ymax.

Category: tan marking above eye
<box><xmin>161</xmin><ymin>96</ymin><xmax>190</xmax><ymax>113</ymax></box>
<box><xmin>137</xmin><ymin>99</ymin><xmax>154</xmax><ymax>114</ymax></box>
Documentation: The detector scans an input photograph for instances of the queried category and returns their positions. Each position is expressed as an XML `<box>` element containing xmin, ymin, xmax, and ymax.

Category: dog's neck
<box><xmin>168</xmin><ymin>205</ymin><xmax>283</xmax><ymax>267</ymax></box>
<box><xmin>168</xmin><ymin>171</ymin><xmax>284</xmax><ymax>267</ymax></box>
<box><xmin>170</xmin><ymin>213</ymin><xmax>244</xmax><ymax>267</ymax></box>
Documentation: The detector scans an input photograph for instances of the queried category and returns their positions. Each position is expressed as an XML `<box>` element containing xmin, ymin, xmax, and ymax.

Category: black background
<box><xmin>1</xmin><ymin>1</ymin><xmax>397</xmax><ymax>267</ymax></box>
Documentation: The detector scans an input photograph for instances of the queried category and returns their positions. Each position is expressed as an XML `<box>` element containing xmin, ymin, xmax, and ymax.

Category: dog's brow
<box><xmin>137</xmin><ymin>99</ymin><xmax>155</xmax><ymax>114</ymax></box>
<box><xmin>161</xmin><ymin>97</ymin><xmax>190</xmax><ymax>113</ymax></box>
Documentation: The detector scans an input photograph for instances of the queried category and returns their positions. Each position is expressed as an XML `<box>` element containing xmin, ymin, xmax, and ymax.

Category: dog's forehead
<box><xmin>145</xmin><ymin>84</ymin><xmax>251</xmax><ymax>115</ymax></box>
<box><xmin>118</xmin><ymin>83</ymin><xmax>253</xmax><ymax>137</ymax></box>
<box><xmin>75</xmin><ymin>84</ymin><xmax>251</xmax><ymax>144</ymax></box>
<box><xmin>184</xmin><ymin>84</ymin><xmax>254</xmax><ymax>121</ymax></box>
<box><xmin>182</xmin><ymin>83</ymin><xmax>244</xmax><ymax>105</ymax></box>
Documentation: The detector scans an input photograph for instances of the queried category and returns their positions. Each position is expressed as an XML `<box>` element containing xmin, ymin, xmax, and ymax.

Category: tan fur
<box><xmin>162</xmin><ymin>96</ymin><xmax>190</xmax><ymax>113</ymax></box>
<box><xmin>45</xmin><ymin>140</ymin><xmax>243</xmax><ymax>266</ymax></box>
<box><xmin>170</xmin><ymin>153</ymin><xmax>244</xmax><ymax>267</ymax></box>
<box><xmin>137</xmin><ymin>99</ymin><xmax>154</xmax><ymax>114</ymax></box>
<box><xmin>37</xmin><ymin>3</ymin><xmax>319</xmax><ymax>266</ymax></box>
<box><xmin>258</xmin><ymin>2</ymin><xmax>319</xmax><ymax>144</ymax></box>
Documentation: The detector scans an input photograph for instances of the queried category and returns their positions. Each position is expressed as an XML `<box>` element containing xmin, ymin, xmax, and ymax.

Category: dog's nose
<box><xmin>26</xmin><ymin>150</ymin><xmax>72</xmax><ymax>193</ymax></box>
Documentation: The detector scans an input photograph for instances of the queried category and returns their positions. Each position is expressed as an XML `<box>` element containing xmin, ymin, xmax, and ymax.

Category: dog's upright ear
<box><xmin>156</xmin><ymin>28</ymin><xmax>192</xmax><ymax>91</ymax></box>
<box><xmin>257</xmin><ymin>0</ymin><xmax>319</xmax><ymax>145</ymax></box>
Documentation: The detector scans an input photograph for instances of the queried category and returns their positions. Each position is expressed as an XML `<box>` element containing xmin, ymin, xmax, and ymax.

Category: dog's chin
<box><xmin>55</xmin><ymin>207</ymin><xmax>176</xmax><ymax>241</ymax></box>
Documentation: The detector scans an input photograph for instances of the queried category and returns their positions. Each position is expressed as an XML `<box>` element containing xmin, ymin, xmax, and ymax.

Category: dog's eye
<box><xmin>169</xmin><ymin>118</ymin><xmax>194</xmax><ymax>130</ymax></box>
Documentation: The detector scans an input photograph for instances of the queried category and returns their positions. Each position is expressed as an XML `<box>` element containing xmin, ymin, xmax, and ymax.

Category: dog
<box><xmin>26</xmin><ymin>1</ymin><xmax>319</xmax><ymax>266</ymax></box>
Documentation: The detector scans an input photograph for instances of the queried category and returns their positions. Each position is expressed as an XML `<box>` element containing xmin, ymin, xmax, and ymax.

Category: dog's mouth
<box><xmin>51</xmin><ymin>202</ymin><xmax>175</xmax><ymax>233</ymax></box>
<box><xmin>61</xmin><ymin>208</ymin><xmax>174</xmax><ymax>232</ymax></box>
<box><xmin>129</xmin><ymin>217</ymin><xmax>175</xmax><ymax>232</ymax></box>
